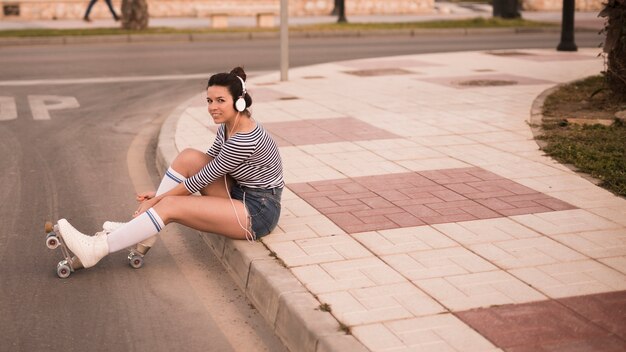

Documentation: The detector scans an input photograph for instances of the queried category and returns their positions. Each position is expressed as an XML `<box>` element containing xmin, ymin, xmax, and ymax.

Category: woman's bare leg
<box><xmin>154</xmin><ymin>195</ymin><xmax>251</xmax><ymax>240</ymax></box>
<box><xmin>170</xmin><ymin>148</ymin><xmax>232</xmax><ymax>198</ymax></box>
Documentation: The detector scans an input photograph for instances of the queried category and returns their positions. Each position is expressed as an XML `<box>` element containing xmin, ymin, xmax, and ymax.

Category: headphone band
<box><xmin>235</xmin><ymin>76</ymin><xmax>246</xmax><ymax>96</ymax></box>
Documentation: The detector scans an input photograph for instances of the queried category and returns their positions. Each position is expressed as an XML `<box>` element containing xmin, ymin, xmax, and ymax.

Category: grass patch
<box><xmin>0</xmin><ymin>17</ymin><xmax>556</xmax><ymax>38</ymax></box>
<box><xmin>539</xmin><ymin>75</ymin><xmax>626</xmax><ymax>197</ymax></box>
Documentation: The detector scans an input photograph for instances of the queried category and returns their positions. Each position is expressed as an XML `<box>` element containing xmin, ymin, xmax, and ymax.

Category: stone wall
<box><xmin>288</xmin><ymin>0</ymin><xmax>434</xmax><ymax>16</ymax></box>
<box><xmin>1</xmin><ymin>0</ymin><xmax>434</xmax><ymax>20</ymax></box>
<box><xmin>3</xmin><ymin>0</ymin><xmax>604</xmax><ymax>21</ymax></box>
<box><xmin>522</xmin><ymin>0</ymin><xmax>604</xmax><ymax>11</ymax></box>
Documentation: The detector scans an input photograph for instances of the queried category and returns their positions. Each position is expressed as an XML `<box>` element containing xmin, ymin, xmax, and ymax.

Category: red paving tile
<box><xmin>263</xmin><ymin>117</ymin><xmax>399</xmax><ymax>146</ymax></box>
<box><xmin>455</xmin><ymin>291</ymin><xmax>626</xmax><ymax>351</ymax></box>
<box><xmin>288</xmin><ymin>167</ymin><xmax>576</xmax><ymax>234</ymax></box>
<box><xmin>560</xmin><ymin>291</ymin><xmax>626</xmax><ymax>340</ymax></box>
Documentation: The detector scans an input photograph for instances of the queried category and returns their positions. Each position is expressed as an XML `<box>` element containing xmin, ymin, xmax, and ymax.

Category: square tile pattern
<box><xmin>264</xmin><ymin>117</ymin><xmax>400</xmax><ymax>147</ymax></box>
<box><xmin>352</xmin><ymin>314</ymin><xmax>499</xmax><ymax>352</ymax></box>
<box><xmin>455</xmin><ymin>290</ymin><xmax>626</xmax><ymax>351</ymax></box>
<box><xmin>288</xmin><ymin>167</ymin><xmax>576</xmax><ymax>234</ymax></box>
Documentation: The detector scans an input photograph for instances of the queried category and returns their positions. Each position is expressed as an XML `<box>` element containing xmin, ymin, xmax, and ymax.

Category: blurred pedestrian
<box><xmin>83</xmin><ymin>0</ymin><xmax>120</xmax><ymax>22</ymax></box>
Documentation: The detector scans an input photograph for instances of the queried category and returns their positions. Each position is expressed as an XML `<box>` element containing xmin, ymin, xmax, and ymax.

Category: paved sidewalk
<box><xmin>159</xmin><ymin>49</ymin><xmax>626</xmax><ymax>351</ymax></box>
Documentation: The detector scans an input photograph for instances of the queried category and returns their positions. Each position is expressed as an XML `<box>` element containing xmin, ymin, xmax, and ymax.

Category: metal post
<box><xmin>557</xmin><ymin>0</ymin><xmax>577</xmax><ymax>51</ymax></box>
<box><xmin>280</xmin><ymin>0</ymin><xmax>289</xmax><ymax>81</ymax></box>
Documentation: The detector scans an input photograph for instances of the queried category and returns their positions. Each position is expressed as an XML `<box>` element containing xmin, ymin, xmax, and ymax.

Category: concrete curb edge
<box><xmin>0</xmin><ymin>26</ymin><xmax>590</xmax><ymax>46</ymax></box>
<box><xmin>155</xmin><ymin>91</ymin><xmax>369</xmax><ymax>352</ymax></box>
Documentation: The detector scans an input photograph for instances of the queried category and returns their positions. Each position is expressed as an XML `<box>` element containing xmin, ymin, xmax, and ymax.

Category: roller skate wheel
<box><xmin>129</xmin><ymin>255</ymin><xmax>144</xmax><ymax>269</ymax></box>
<box><xmin>56</xmin><ymin>262</ymin><xmax>71</xmax><ymax>279</ymax></box>
<box><xmin>46</xmin><ymin>235</ymin><xmax>59</xmax><ymax>249</ymax></box>
<box><xmin>45</xmin><ymin>221</ymin><xmax>54</xmax><ymax>233</ymax></box>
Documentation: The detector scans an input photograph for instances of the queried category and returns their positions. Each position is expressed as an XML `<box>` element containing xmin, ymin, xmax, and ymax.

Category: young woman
<box><xmin>57</xmin><ymin>67</ymin><xmax>284</xmax><ymax>269</ymax></box>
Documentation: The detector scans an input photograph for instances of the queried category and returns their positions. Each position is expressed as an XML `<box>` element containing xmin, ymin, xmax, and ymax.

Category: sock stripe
<box><xmin>165</xmin><ymin>169</ymin><xmax>184</xmax><ymax>183</ymax></box>
<box><xmin>146</xmin><ymin>209</ymin><xmax>162</xmax><ymax>232</ymax></box>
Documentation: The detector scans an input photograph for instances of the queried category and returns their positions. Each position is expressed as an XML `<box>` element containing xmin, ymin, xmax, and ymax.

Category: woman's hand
<box><xmin>136</xmin><ymin>191</ymin><xmax>156</xmax><ymax>202</ymax></box>
<box><xmin>133</xmin><ymin>196</ymin><xmax>160</xmax><ymax>218</ymax></box>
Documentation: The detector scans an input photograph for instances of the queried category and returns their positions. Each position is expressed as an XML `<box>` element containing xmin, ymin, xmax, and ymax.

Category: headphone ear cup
<box><xmin>235</xmin><ymin>97</ymin><xmax>246</xmax><ymax>112</ymax></box>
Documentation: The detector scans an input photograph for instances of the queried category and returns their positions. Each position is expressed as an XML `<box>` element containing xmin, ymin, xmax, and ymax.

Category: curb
<box><xmin>156</xmin><ymin>91</ymin><xmax>368</xmax><ymax>352</ymax></box>
<box><xmin>0</xmin><ymin>26</ymin><xmax>591</xmax><ymax>46</ymax></box>
<box><xmin>528</xmin><ymin>81</ymin><xmax>603</xmax><ymax>187</ymax></box>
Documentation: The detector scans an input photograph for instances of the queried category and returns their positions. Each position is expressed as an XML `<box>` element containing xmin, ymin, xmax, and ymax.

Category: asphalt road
<box><xmin>0</xmin><ymin>31</ymin><xmax>603</xmax><ymax>351</ymax></box>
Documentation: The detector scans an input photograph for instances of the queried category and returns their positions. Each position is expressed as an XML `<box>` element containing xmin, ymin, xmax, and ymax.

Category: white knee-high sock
<box><xmin>156</xmin><ymin>167</ymin><xmax>186</xmax><ymax>196</ymax></box>
<box><xmin>103</xmin><ymin>167</ymin><xmax>185</xmax><ymax>233</ymax></box>
<box><xmin>107</xmin><ymin>208</ymin><xmax>165</xmax><ymax>253</ymax></box>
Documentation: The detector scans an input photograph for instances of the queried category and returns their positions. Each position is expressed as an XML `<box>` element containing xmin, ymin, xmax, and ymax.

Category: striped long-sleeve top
<box><xmin>184</xmin><ymin>123</ymin><xmax>284</xmax><ymax>194</ymax></box>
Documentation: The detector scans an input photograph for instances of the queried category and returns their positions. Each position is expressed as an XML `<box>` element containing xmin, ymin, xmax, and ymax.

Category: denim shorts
<box><xmin>230</xmin><ymin>184</ymin><xmax>282</xmax><ymax>239</ymax></box>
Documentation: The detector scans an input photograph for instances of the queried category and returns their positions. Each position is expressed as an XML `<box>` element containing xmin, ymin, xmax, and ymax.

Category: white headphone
<box><xmin>235</xmin><ymin>76</ymin><xmax>247</xmax><ymax>112</ymax></box>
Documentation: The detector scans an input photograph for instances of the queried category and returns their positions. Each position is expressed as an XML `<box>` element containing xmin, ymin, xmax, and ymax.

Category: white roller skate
<box><xmin>56</xmin><ymin>219</ymin><xmax>109</xmax><ymax>269</ymax></box>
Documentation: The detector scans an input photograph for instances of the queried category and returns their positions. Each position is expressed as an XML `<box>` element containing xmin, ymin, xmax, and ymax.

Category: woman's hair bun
<box><xmin>230</xmin><ymin>66</ymin><xmax>247</xmax><ymax>81</ymax></box>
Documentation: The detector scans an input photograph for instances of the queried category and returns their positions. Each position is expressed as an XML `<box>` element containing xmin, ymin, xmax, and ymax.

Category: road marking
<box><xmin>0</xmin><ymin>71</ymin><xmax>273</xmax><ymax>86</ymax></box>
<box><xmin>28</xmin><ymin>95</ymin><xmax>80</xmax><ymax>120</ymax></box>
<box><xmin>0</xmin><ymin>96</ymin><xmax>17</xmax><ymax>121</ymax></box>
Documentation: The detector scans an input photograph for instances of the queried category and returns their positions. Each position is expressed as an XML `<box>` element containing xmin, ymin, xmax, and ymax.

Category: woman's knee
<box><xmin>152</xmin><ymin>196</ymin><xmax>178</xmax><ymax>224</ymax></box>
<box><xmin>172</xmin><ymin>148</ymin><xmax>211</xmax><ymax>177</ymax></box>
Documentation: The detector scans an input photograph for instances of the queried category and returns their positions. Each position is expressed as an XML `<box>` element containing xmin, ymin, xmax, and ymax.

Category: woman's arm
<box><xmin>133</xmin><ymin>182</ymin><xmax>190</xmax><ymax>217</ymax></box>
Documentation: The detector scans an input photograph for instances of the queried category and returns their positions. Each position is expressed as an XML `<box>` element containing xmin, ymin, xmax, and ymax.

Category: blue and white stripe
<box><xmin>165</xmin><ymin>169</ymin><xmax>184</xmax><ymax>184</ymax></box>
<box><xmin>184</xmin><ymin>123</ymin><xmax>284</xmax><ymax>194</ymax></box>
<box><xmin>146</xmin><ymin>208</ymin><xmax>164</xmax><ymax>232</ymax></box>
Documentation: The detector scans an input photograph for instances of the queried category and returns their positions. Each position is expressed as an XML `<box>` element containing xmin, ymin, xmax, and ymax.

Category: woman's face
<box><xmin>206</xmin><ymin>85</ymin><xmax>237</xmax><ymax>124</ymax></box>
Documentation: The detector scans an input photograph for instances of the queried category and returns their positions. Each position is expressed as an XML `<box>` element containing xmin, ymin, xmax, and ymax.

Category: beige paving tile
<box><xmin>599</xmin><ymin>256</ymin><xmax>626</xmax><ymax>274</ymax></box>
<box><xmin>511</xmin><ymin>209</ymin><xmax>622</xmax><ymax>236</ymax></box>
<box><xmin>464</xmin><ymin>131</ymin><xmax>530</xmax><ymax>144</ymax></box>
<box><xmin>433</xmin><ymin>217</ymin><xmax>541</xmax><ymax>245</ymax></box>
<box><xmin>355</xmin><ymin>140</ymin><xmax>446</xmax><ymax>161</ymax></box>
<box><xmin>398</xmin><ymin>158</ymin><xmax>473</xmax><ymax>172</ymax></box>
<box><xmin>485</xmin><ymin>160</ymin><xmax>567</xmax><ymax>179</ymax></box>
<box><xmin>297</xmin><ymin>141</ymin><xmax>364</xmax><ymax>155</ymax></box>
<box><xmin>587</xmin><ymin>206</ymin><xmax>626</xmax><ymax>226</ymax></box>
<box><xmin>551</xmin><ymin>229</ymin><xmax>626</xmax><ymax>259</ymax></box>
<box><xmin>469</xmin><ymin>237</ymin><xmax>588</xmax><ymax>269</ymax></box>
<box><xmin>432</xmin><ymin>144</ymin><xmax>514</xmax><ymax>167</ymax></box>
<box><xmin>509</xmin><ymin>260</ymin><xmax>626</xmax><ymax>298</ymax></box>
<box><xmin>410</xmin><ymin>134</ymin><xmax>476</xmax><ymax>147</ymax></box>
<box><xmin>265</xmin><ymin>235</ymin><xmax>372</xmax><ymax>268</ymax></box>
<box><xmin>291</xmin><ymin>257</ymin><xmax>406</xmax><ymax>294</ymax></box>
<box><xmin>319</xmin><ymin>283</ymin><xmax>445</xmax><ymax>326</ymax></box>
<box><xmin>353</xmin><ymin>226</ymin><xmax>457</xmax><ymax>256</ymax></box>
<box><xmin>281</xmin><ymin>146</ymin><xmax>345</xmax><ymax>183</ymax></box>
<box><xmin>547</xmin><ymin>188</ymin><xmax>626</xmax><ymax>210</ymax></box>
<box><xmin>415</xmin><ymin>271</ymin><xmax>546</xmax><ymax>311</ymax></box>
<box><xmin>314</xmin><ymin>149</ymin><xmax>409</xmax><ymax>178</ymax></box>
<box><xmin>268</xmin><ymin>99</ymin><xmax>343</xmax><ymax>120</ymax></box>
<box><xmin>514</xmin><ymin>174</ymin><xmax>597</xmax><ymax>193</ymax></box>
<box><xmin>352</xmin><ymin>314</ymin><xmax>500</xmax><ymax>352</ymax></box>
<box><xmin>383</xmin><ymin>247</ymin><xmax>497</xmax><ymax>280</ymax></box>
<box><xmin>350</xmin><ymin>323</ymin><xmax>405</xmax><ymax>351</ymax></box>
<box><xmin>252</xmin><ymin>104</ymin><xmax>302</xmax><ymax>122</ymax></box>
<box><xmin>383</xmin><ymin>119</ymin><xmax>452</xmax><ymax>138</ymax></box>
<box><xmin>490</xmin><ymin>140</ymin><xmax>541</xmax><ymax>153</ymax></box>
